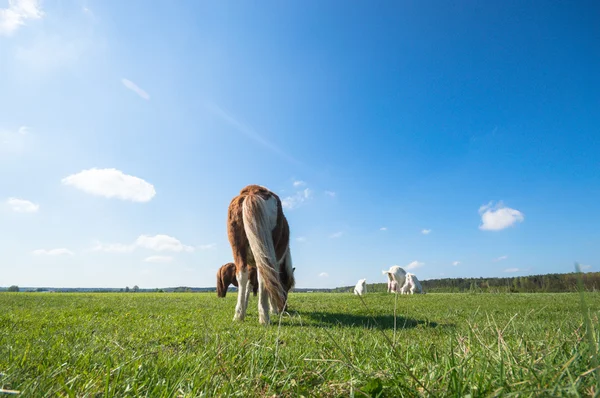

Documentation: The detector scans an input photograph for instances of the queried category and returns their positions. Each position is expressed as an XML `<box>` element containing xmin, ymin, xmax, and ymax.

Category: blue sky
<box><xmin>1</xmin><ymin>0</ymin><xmax>598</xmax><ymax>289</ymax></box>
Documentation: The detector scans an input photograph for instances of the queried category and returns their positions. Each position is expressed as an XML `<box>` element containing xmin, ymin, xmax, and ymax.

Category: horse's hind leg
<box><xmin>257</xmin><ymin>271</ymin><xmax>271</xmax><ymax>325</ymax></box>
<box><xmin>234</xmin><ymin>268</ymin><xmax>249</xmax><ymax>321</ymax></box>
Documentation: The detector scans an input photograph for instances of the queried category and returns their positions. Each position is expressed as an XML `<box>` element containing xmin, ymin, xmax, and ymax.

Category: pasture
<box><xmin>1</xmin><ymin>292</ymin><xmax>599</xmax><ymax>397</ymax></box>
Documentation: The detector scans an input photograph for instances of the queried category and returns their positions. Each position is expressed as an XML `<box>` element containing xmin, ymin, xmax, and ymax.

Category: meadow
<box><xmin>1</xmin><ymin>292</ymin><xmax>599</xmax><ymax>397</ymax></box>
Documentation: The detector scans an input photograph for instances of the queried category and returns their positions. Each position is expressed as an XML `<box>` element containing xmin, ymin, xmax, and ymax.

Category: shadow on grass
<box><xmin>287</xmin><ymin>311</ymin><xmax>454</xmax><ymax>330</ymax></box>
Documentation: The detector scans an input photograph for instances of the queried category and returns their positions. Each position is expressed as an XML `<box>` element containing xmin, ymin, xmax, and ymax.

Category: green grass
<box><xmin>1</xmin><ymin>292</ymin><xmax>599</xmax><ymax>397</ymax></box>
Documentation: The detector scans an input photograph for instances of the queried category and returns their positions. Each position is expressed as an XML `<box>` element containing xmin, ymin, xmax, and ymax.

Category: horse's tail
<box><xmin>242</xmin><ymin>194</ymin><xmax>284</xmax><ymax>311</ymax></box>
<box><xmin>216</xmin><ymin>267</ymin><xmax>227</xmax><ymax>297</ymax></box>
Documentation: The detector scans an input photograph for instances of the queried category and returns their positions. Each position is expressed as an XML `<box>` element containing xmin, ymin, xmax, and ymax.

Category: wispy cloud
<box><xmin>144</xmin><ymin>255</ymin><xmax>173</xmax><ymax>263</ymax></box>
<box><xmin>93</xmin><ymin>234</ymin><xmax>194</xmax><ymax>253</ymax></box>
<box><xmin>580</xmin><ymin>264</ymin><xmax>592</xmax><ymax>270</ymax></box>
<box><xmin>493</xmin><ymin>255</ymin><xmax>508</xmax><ymax>262</ymax></box>
<box><xmin>405</xmin><ymin>260</ymin><xmax>424</xmax><ymax>270</ymax></box>
<box><xmin>296</xmin><ymin>237</ymin><xmax>307</xmax><ymax>243</ymax></box>
<box><xmin>205</xmin><ymin>102</ymin><xmax>300</xmax><ymax>165</ymax></box>
<box><xmin>293</xmin><ymin>180</ymin><xmax>306</xmax><ymax>187</ymax></box>
<box><xmin>503</xmin><ymin>268</ymin><xmax>520</xmax><ymax>273</ymax></box>
<box><xmin>452</xmin><ymin>261</ymin><xmax>460</xmax><ymax>266</ymax></box>
<box><xmin>319</xmin><ymin>272</ymin><xmax>328</xmax><ymax>278</ymax></box>
<box><xmin>121</xmin><ymin>78</ymin><xmax>150</xmax><ymax>100</ymax></box>
<box><xmin>61</xmin><ymin>168</ymin><xmax>156</xmax><ymax>203</ymax></box>
<box><xmin>32</xmin><ymin>248</ymin><xmax>74</xmax><ymax>256</ymax></box>
<box><xmin>198</xmin><ymin>243</ymin><xmax>216</xmax><ymax>250</ymax></box>
<box><xmin>6</xmin><ymin>197</ymin><xmax>39</xmax><ymax>213</ymax></box>
<box><xmin>282</xmin><ymin>188</ymin><xmax>313</xmax><ymax>210</ymax></box>
<box><xmin>380</xmin><ymin>227</ymin><xmax>387</xmax><ymax>231</ymax></box>
<box><xmin>91</xmin><ymin>241</ymin><xmax>134</xmax><ymax>253</ymax></box>
<box><xmin>135</xmin><ymin>235</ymin><xmax>194</xmax><ymax>252</ymax></box>
<box><xmin>329</xmin><ymin>231</ymin><xmax>343</xmax><ymax>239</ymax></box>
<box><xmin>1</xmin><ymin>126</ymin><xmax>32</xmax><ymax>154</ymax></box>
<box><xmin>0</xmin><ymin>0</ymin><xmax>44</xmax><ymax>36</ymax></box>
<box><xmin>325</xmin><ymin>191</ymin><xmax>336</xmax><ymax>198</ymax></box>
<box><xmin>479</xmin><ymin>201</ymin><xmax>524</xmax><ymax>231</ymax></box>
<box><xmin>421</xmin><ymin>229</ymin><xmax>431</xmax><ymax>235</ymax></box>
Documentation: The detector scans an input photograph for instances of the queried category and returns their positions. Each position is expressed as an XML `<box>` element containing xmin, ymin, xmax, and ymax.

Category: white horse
<box><xmin>399</xmin><ymin>278</ymin><xmax>410</xmax><ymax>294</ymax></box>
<box><xmin>406</xmin><ymin>273</ymin><xmax>424</xmax><ymax>294</ymax></box>
<box><xmin>354</xmin><ymin>278</ymin><xmax>366</xmax><ymax>296</ymax></box>
<box><xmin>382</xmin><ymin>265</ymin><xmax>407</xmax><ymax>293</ymax></box>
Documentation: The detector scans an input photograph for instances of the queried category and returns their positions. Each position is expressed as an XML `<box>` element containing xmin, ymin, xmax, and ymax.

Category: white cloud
<box><xmin>198</xmin><ymin>243</ymin><xmax>216</xmax><ymax>250</ymax></box>
<box><xmin>32</xmin><ymin>248</ymin><xmax>74</xmax><ymax>256</ymax></box>
<box><xmin>380</xmin><ymin>227</ymin><xmax>387</xmax><ymax>231</ymax></box>
<box><xmin>405</xmin><ymin>260</ymin><xmax>424</xmax><ymax>270</ymax></box>
<box><xmin>293</xmin><ymin>180</ymin><xmax>306</xmax><ymax>187</ymax></box>
<box><xmin>82</xmin><ymin>6</ymin><xmax>94</xmax><ymax>18</ymax></box>
<box><xmin>479</xmin><ymin>201</ymin><xmax>524</xmax><ymax>231</ymax></box>
<box><xmin>1</xmin><ymin>126</ymin><xmax>32</xmax><ymax>154</ymax></box>
<box><xmin>6</xmin><ymin>197</ymin><xmax>39</xmax><ymax>213</ymax></box>
<box><xmin>92</xmin><ymin>234</ymin><xmax>194</xmax><ymax>253</ymax></box>
<box><xmin>503</xmin><ymin>268</ymin><xmax>520</xmax><ymax>273</ymax></box>
<box><xmin>580</xmin><ymin>264</ymin><xmax>592</xmax><ymax>270</ymax></box>
<box><xmin>121</xmin><ymin>78</ymin><xmax>150</xmax><ymax>100</ymax></box>
<box><xmin>452</xmin><ymin>261</ymin><xmax>460</xmax><ymax>266</ymax></box>
<box><xmin>493</xmin><ymin>255</ymin><xmax>508</xmax><ymax>262</ymax></box>
<box><xmin>319</xmin><ymin>272</ymin><xmax>329</xmax><ymax>278</ymax></box>
<box><xmin>144</xmin><ymin>255</ymin><xmax>173</xmax><ymax>263</ymax></box>
<box><xmin>282</xmin><ymin>188</ymin><xmax>313</xmax><ymax>210</ymax></box>
<box><xmin>296</xmin><ymin>237</ymin><xmax>307</xmax><ymax>243</ymax></box>
<box><xmin>421</xmin><ymin>229</ymin><xmax>431</xmax><ymax>235</ymax></box>
<box><xmin>325</xmin><ymin>191</ymin><xmax>336</xmax><ymax>198</ymax></box>
<box><xmin>0</xmin><ymin>0</ymin><xmax>43</xmax><ymax>36</ymax></box>
<box><xmin>329</xmin><ymin>231</ymin><xmax>343</xmax><ymax>239</ymax></box>
<box><xmin>61</xmin><ymin>168</ymin><xmax>156</xmax><ymax>202</ymax></box>
<box><xmin>135</xmin><ymin>235</ymin><xmax>194</xmax><ymax>252</ymax></box>
<box><xmin>91</xmin><ymin>241</ymin><xmax>135</xmax><ymax>253</ymax></box>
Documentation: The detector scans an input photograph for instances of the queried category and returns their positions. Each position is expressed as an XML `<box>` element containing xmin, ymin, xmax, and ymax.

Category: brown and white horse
<box><xmin>227</xmin><ymin>184</ymin><xmax>295</xmax><ymax>324</ymax></box>
<box><xmin>216</xmin><ymin>262</ymin><xmax>258</xmax><ymax>298</ymax></box>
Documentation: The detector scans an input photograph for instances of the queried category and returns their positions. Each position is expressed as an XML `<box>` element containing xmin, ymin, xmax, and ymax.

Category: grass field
<box><xmin>1</xmin><ymin>292</ymin><xmax>599</xmax><ymax>397</ymax></box>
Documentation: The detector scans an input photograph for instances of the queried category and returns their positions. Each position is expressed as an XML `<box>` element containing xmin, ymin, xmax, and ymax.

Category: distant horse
<box><xmin>354</xmin><ymin>278</ymin><xmax>367</xmax><ymax>296</ymax></box>
<box><xmin>406</xmin><ymin>273</ymin><xmax>424</xmax><ymax>294</ymax></box>
<box><xmin>216</xmin><ymin>262</ymin><xmax>258</xmax><ymax>298</ymax></box>
<box><xmin>383</xmin><ymin>265</ymin><xmax>407</xmax><ymax>294</ymax></box>
<box><xmin>227</xmin><ymin>185</ymin><xmax>295</xmax><ymax>325</ymax></box>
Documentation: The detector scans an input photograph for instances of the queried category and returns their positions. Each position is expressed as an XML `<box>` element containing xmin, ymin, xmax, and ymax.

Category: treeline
<box><xmin>3</xmin><ymin>272</ymin><xmax>599</xmax><ymax>294</ymax></box>
<box><xmin>332</xmin><ymin>271</ymin><xmax>600</xmax><ymax>294</ymax></box>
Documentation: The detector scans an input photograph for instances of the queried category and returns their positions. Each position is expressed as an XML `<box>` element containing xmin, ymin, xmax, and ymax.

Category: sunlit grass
<box><xmin>1</xmin><ymin>292</ymin><xmax>599</xmax><ymax>397</ymax></box>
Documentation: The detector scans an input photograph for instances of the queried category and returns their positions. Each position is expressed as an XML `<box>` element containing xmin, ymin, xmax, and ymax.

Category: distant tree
<box><xmin>133</xmin><ymin>285</ymin><xmax>139</xmax><ymax>292</ymax></box>
<box><xmin>8</xmin><ymin>285</ymin><xmax>19</xmax><ymax>292</ymax></box>
<box><xmin>125</xmin><ymin>286</ymin><xmax>130</xmax><ymax>292</ymax></box>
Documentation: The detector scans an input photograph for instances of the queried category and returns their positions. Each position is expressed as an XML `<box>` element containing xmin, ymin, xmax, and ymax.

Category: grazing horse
<box><xmin>354</xmin><ymin>278</ymin><xmax>367</xmax><ymax>296</ymax></box>
<box><xmin>399</xmin><ymin>278</ymin><xmax>410</xmax><ymax>294</ymax></box>
<box><xmin>383</xmin><ymin>265</ymin><xmax>407</xmax><ymax>294</ymax></box>
<box><xmin>385</xmin><ymin>272</ymin><xmax>399</xmax><ymax>293</ymax></box>
<box><xmin>406</xmin><ymin>273</ymin><xmax>424</xmax><ymax>294</ymax></box>
<box><xmin>227</xmin><ymin>185</ymin><xmax>295</xmax><ymax>325</ymax></box>
<box><xmin>216</xmin><ymin>262</ymin><xmax>258</xmax><ymax>298</ymax></box>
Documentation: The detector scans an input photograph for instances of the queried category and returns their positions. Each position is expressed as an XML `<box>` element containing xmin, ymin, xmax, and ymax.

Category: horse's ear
<box><xmin>292</xmin><ymin>267</ymin><xmax>296</xmax><ymax>272</ymax></box>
